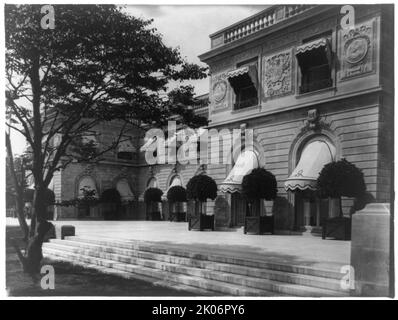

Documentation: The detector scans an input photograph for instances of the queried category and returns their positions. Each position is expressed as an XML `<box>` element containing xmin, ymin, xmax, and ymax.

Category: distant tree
<box><xmin>5</xmin><ymin>3</ymin><xmax>208</xmax><ymax>259</ymax></box>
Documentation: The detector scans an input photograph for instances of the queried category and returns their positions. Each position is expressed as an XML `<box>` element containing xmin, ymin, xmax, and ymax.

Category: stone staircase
<box><xmin>42</xmin><ymin>236</ymin><xmax>350</xmax><ymax>297</ymax></box>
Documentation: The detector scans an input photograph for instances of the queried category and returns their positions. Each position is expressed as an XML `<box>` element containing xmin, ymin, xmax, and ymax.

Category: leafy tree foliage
<box><xmin>186</xmin><ymin>175</ymin><xmax>217</xmax><ymax>202</ymax></box>
<box><xmin>5</xmin><ymin>4</ymin><xmax>208</xmax><ymax>237</ymax></box>
<box><xmin>242</xmin><ymin>168</ymin><xmax>277</xmax><ymax>202</ymax></box>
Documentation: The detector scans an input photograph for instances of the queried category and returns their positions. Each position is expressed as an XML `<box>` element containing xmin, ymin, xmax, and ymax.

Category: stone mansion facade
<box><xmin>53</xmin><ymin>5</ymin><xmax>393</xmax><ymax>234</ymax></box>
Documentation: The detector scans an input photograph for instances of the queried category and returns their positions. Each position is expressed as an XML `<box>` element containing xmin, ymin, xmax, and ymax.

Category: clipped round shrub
<box><xmin>144</xmin><ymin>187</ymin><xmax>163</xmax><ymax>203</ymax></box>
<box><xmin>100</xmin><ymin>188</ymin><xmax>121</xmax><ymax>205</ymax></box>
<box><xmin>242</xmin><ymin>168</ymin><xmax>277</xmax><ymax>201</ymax></box>
<box><xmin>317</xmin><ymin>158</ymin><xmax>366</xmax><ymax>198</ymax></box>
<box><xmin>186</xmin><ymin>174</ymin><xmax>217</xmax><ymax>202</ymax></box>
<box><xmin>167</xmin><ymin>185</ymin><xmax>187</xmax><ymax>202</ymax></box>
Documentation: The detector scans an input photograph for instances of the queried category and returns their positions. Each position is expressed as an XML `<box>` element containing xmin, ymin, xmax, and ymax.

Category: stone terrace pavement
<box><xmin>7</xmin><ymin>219</ymin><xmax>350</xmax><ymax>271</ymax></box>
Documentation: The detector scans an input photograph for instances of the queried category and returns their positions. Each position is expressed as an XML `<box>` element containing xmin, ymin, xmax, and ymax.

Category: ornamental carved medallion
<box><xmin>339</xmin><ymin>18</ymin><xmax>376</xmax><ymax>80</ymax></box>
<box><xmin>212</xmin><ymin>80</ymin><xmax>227</xmax><ymax>103</ymax></box>
<box><xmin>263</xmin><ymin>49</ymin><xmax>293</xmax><ymax>99</ymax></box>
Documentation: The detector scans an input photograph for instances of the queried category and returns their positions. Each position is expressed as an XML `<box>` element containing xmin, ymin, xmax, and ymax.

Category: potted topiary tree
<box><xmin>167</xmin><ymin>185</ymin><xmax>187</xmax><ymax>222</ymax></box>
<box><xmin>144</xmin><ymin>187</ymin><xmax>163</xmax><ymax>221</ymax></box>
<box><xmin>186</xmin><ymin>174</ymin><xmax>217</xmax><ymax>231</ymax></box>
<box><xmin>242</xmin><ymin>167</ymin><xmax>277</xmax><ymax>235</ymax></box>
<box><xmin>100</xmin><ymin>188</ymin><xmax>121</xmax><ymax>220</ymax></box>
<box><xmin>317</xmin><ymin>158</ymin><xmax>366</xmax><ymax>240</ymax></box>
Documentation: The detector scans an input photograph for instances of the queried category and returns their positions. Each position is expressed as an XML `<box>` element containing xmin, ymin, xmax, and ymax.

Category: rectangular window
<box><xmin>296</xmin><ymin>37</ymin><xmax>333</xmax><ymax>94</ymax></box>
<box><xmin>227</xmin><ymin>59</ymin><xmax>259</xmax><ymax>110</ymax></box>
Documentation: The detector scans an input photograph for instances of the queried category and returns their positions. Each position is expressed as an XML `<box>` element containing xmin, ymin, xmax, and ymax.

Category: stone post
<box><xmin>350</xmin><ymin>203</ymin><xmax>392</xmax><ymax>296</ymax></box>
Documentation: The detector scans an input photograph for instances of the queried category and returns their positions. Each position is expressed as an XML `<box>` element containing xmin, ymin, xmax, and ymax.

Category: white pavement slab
<box><xmin>7</xmin><ymin>219</ymin><xmax>350</xmax><ymax>270</ymax></box>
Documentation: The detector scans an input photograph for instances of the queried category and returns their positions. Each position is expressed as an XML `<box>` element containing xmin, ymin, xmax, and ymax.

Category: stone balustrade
<box><xmin>210</xmin><ymin>5</ymin><xmax>314</xmax><ymax>49</ymax></box>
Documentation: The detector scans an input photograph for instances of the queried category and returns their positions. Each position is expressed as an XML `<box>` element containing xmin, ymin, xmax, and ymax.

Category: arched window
<box><xmin>77</xmin><ymin>176</ymin><xmax>98</xmax><ymax>198</ymax></box>
<box><xmin>116</xmin><ymin>179</ymin><xmax>134</xmax><ymax>201</ymax></box>
<box><xmin>169</xmin><ymin>175</ymin><xmax>182</xmax><ymax>188</ymax></box>
<box><xmin>147</xmin><ymin>177</ymin><xmax>158</xmax><ymax>189</ymax></box>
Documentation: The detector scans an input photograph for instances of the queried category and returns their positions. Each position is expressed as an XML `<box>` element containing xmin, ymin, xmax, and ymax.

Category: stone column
<box><xmin>350</xmin><ymin>203</ymin><xmax>392</xmax><ymax>297</ymax></box>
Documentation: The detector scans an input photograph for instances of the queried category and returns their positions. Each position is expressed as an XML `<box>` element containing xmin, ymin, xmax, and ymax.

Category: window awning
<box><xmin>116</xmin><ymin>179</ymin><xmax>134</xmax><ymax>201</ymax></box>
<box><xmin>220</xmin><ymin>150</ymin><xmax>259</xmax><ymax>193</ymax></box>
<box><xmin>169</xmin><ymin>176</ymin><xmax>182</xmax><ymax>188</ymax></box>
<box><xmin>296</xmin><ymin>38</ymin><xmax>329</xmax><ymax>55</ymax></box>
<box><xmin>284</xmin><ymin>140</ymin><xmax>336</xmax><ymax>191</ymax></box>
<box><xmin>166</xmin><ymin>176</ymin><xmax>183</xmax><ymax>194</ymax></box>
<box><xmin>227</xmin><ymin>65</ymin><xmax>258</xmax><ymax>94</ymax></box>
<box><xmin>147</xmin><ymin>177</ymin><xmax>158</xmax><ymax>188</ymax></box>
<box><xmin>296</xmin><ymin>38</ymin><xmax>332</xmax><ymax>68</ymax></box>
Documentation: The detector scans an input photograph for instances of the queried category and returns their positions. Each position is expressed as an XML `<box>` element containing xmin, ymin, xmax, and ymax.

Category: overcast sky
<box><xmin>10</xmin><ymin>5</ymin><xmax>267</xmax><ymax>155</ymax></box>
<box><xmin>124</xmin><ymin>5</ymin><xmax>268</xmax><ymax>95</ymax></box>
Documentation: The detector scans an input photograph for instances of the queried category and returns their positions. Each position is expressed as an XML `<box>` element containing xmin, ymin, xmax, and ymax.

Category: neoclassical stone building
<box><xmin>199</xmin><ymin>4</ymin><xmax>393</xmax><ymax>233</ymax></box>
<box><xmin>53</xmin><ymin>96</ymin><xmax>209</xmax><ymax>220</ymax></box>
<box><xmin>54</xmin><ymin>5</ymin><xmax>393</xmax><ymax>236</ymax></box>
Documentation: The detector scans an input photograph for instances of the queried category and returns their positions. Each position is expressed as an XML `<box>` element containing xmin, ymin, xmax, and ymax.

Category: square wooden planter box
<box><xmin>188</xmin><ymin>214</ymin><xmax>215</xmax><ymax>231</ymax></box>
<box><xmin>244</xmin><ymin>216</ymin><xmax>274</xmax><ymax>235</ymax></box>
<box><xmin>170</xmin><ymin>211</ymin><xmax>187</xmax><ymax>222</ymax></box>
<box><xmin>322</xmin><ymin>217</ymin><xmax>351</xmax><ymax>240</ymax></box>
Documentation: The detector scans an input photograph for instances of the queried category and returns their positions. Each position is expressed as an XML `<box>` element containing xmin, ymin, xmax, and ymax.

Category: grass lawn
<box><xmin>6</xmin><ymin>225</ymin><xmax>197</xmax><ymax>297</ymax></box>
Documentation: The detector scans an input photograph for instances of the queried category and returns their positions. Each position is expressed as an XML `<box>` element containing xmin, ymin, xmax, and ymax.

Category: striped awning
<box><xmin>220</xmin><ymin>150</ymin><xmax>259</xmax><ymax>193</ymax></box>
<box><xmin>227</xmin><ymin>65</ymin><xmax>258</xmax><ymax>93</ymax></box>
<box><xmin>296</xmin><ymin>38</ymin><xmax>329</xmax><ymax>55</ymax></box>
<box><xmin>284</xmin><ymin>140</ymin><xmax>336</xmax><ymax>191</ymax></box>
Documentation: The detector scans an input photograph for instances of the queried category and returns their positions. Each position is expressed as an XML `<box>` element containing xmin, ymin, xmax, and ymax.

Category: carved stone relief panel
<box><xmin>210</xmin><ymin>72</ymin><xmax>230</xmax><ymax>113</ymax></box>
<box><xmin>338</xmin><ymin>18</ymin><xmax>377</xmax><ymax>81</ymax></box>
<box><xmin>262</xmin><ymin>49</ymin><xmax>294</xmax><ymax>99</ymax></box>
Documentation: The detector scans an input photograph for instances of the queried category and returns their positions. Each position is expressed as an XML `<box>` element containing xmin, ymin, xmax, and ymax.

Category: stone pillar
<box><xmin>350</xmin><ymin>203</ymin><xmax>392</xmax><ymax>297</ymax></box>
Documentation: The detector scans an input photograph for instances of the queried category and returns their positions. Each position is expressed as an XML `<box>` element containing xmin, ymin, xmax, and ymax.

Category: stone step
<box><xmin>46</xmin><ymin>253</ymin><xmax>219</xmax><ymax>296</ymax></box>
<box><xmin>45</xmin><ymin>240</ymin><xmax>346</xmax><ymax>292</ymax></box>
<box><xmin>62</xmin><ymin>236</ymin><xmax>344</xmax><ymax>280</ymax></box>
<box><xmin>43</xmin><ymin>243</ymin><xmax>347</xmax><ymax>297</ymax></box>
<box><xmin>43</xmin><ymin>247</ymin><xmax>278</xmax><ymax>296</ymax></box>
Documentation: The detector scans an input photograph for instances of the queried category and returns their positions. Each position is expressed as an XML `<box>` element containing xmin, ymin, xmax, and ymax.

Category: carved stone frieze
<box><xmin>263</xmin><ymin>49</ymin><xmax>294</xmax><ymax>99</ymax></box>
